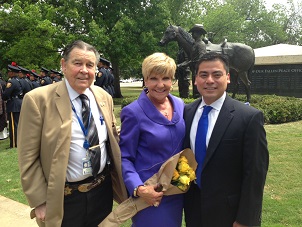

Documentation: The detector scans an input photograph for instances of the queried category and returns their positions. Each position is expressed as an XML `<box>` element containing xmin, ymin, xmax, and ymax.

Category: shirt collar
<box><xmin>199</xmin><ymin>92</ymin><xmax>226</xmax><ymax>111</ymax></box>
<box><xmin>65</xmin><ymin>79</ymin><xmax>91</xmax><ymax>101</ymax></box>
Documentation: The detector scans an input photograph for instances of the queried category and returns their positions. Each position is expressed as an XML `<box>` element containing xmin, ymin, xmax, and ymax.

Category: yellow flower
<box><xmin>171</xmin><ymin>155</ymin><xmax>196</xmax><ymax>192</ymax></box>
<box><xmin>179</xmin><ymin>175</ymin><xmax>191</xmax><ymax>185</ymax></box>
<box><xmin>178</xmin><ymin>162</ymin><xmax>190</xmax><ymax>174</ymax></box>
<box><xmin>178</xmin><ymin>155</ymin><xmax>188</xmax><ymax>164</ymax></box>
<box><xmin>187</xmin><ymin>169</ymin><xmax>196</xmax><ymax>181</ymax></box>
<box><xmin>178</xmin><ymin>184</ymin><xmax>188</xmax><ymax>191</ymax></box>
<box><xmin>172</xmin><ymin>169</ymin><xmax>180</xmax><ymax>181</ymax></box>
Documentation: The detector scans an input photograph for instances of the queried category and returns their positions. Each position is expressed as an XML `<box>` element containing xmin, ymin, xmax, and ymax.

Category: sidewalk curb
<box><xmin>0</xmin><ymin>195</ymin><xmax>36</xmax><ymax>227</ymax></box>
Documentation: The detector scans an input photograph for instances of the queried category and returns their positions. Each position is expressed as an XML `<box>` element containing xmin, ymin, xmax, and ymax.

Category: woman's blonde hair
<box><xmin>142</xmin><ymin>52</ymin><xmax>176</xmax><ymax>80</ymax></box>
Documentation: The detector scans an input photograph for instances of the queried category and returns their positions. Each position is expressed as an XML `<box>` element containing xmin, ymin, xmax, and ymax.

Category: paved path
<box><xmin>0</xmin><ymin>195</ymin><xmax>36</xmax><ymax>227</ymax></box>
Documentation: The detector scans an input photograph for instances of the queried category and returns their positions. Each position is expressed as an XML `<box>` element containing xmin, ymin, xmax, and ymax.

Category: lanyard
<box><xmin>71</xmin><ymin>100</ymin><xmax>92</xmax><ymax>149</ymax></box>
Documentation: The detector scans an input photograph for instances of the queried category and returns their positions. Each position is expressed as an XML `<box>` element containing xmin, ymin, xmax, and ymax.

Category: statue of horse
<box><xmin>159</xmin><ymin>25</ymin><xmax>255</xmax><ymax>102</ymax></box>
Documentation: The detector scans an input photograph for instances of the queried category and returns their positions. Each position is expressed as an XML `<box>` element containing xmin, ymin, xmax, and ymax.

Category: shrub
<box><xmin>120</xmin><ymin>94</ymin><xmax>302</xmax><ymax>124</ymax></box>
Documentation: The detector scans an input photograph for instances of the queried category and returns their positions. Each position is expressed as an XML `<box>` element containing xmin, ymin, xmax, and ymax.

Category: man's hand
<box><xmin>35</xmin><ymin>203</ymin><xmax>46</xmax><ymax>222</ymax></box>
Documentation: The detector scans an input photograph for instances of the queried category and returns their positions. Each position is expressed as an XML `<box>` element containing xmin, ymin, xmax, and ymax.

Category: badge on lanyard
<box><xmin>82</xmin><ymin>157</ymin><xmax>92</xmax><ymax>175</ymax></box>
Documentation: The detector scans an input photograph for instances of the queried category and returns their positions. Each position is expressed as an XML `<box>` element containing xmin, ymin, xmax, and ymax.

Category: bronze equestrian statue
<box><xmin>159</xmin><ymin>24</ymin><xmax>255</xmax><ymax>102</ymax></box>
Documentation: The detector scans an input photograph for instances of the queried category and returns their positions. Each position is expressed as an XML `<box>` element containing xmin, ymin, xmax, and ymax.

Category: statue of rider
<box><xmin>178</xmin><ymin>24</ymin><xmax>207</xmax><ymax>98</ymax></box>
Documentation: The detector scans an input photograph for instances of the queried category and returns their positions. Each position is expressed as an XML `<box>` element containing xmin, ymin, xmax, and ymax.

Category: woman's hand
<box><xmin>137</xmin><ymin>184</ymin><xmax>163</xmax><ymax>207</ymax></box>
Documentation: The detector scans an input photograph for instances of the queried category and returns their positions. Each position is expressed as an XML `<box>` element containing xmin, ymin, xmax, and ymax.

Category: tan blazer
<box><xmin>17</xmin><ymin>81</ymin><xmax>127</xmax><ymax>227</ymax></box>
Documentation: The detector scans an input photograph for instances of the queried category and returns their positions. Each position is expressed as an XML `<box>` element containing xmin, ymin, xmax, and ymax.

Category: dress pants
<box><xmin>8</xmin><ymin>112</ymin><xmax>19</xmax><ymax>148</ymax></box>
<box><xmin>61</xmin><ymin>174</ymin><xmax>113</xmax><ymax>227</ymax></box>
<box><xmin>184</xmin><ymin>183</ymin><xmax>202</xmax><ymax>227</ymax></box>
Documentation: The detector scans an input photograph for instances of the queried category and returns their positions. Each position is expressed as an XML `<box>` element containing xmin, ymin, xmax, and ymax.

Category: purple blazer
<box><xmin>120</xmin><ymin>90</ymin><xmax>185</xmax><ymax>196</ymax></box>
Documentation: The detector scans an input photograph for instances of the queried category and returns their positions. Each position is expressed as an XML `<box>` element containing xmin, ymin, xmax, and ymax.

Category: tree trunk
<box><xmin>111</xmin><ymin>61</ymin><xmax>123</xmax><ymax>98</ymax></box>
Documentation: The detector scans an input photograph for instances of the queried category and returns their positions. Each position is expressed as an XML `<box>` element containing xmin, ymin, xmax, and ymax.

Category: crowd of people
<box><xmin>13</xmin><ymin>39</ymin><xmax>268</xmax><ymax>227</ymax></box>
<box><xmin>0</xmin><ymin>63</ymin><xmax>63</xmax><ymax>148</ymax></box>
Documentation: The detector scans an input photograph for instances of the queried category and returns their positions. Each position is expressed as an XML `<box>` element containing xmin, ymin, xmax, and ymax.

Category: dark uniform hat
<box><xmin>8</xmin><ymin>62</ymin><xmax>21</xmax><ymax>73</ymax></box>
<box><xmin>99</xmin><ymin>57</ymin><xmax>110</xmax><ymax>65</ymax></box>
<box><xmin>57</xmin><ymin>72</ymin><xmax>64</xmax><ymax>77</ymax></box>
<box><xmin>18</xmin><ymin>66</ymin><xmax>30</xmax><ymax>74</ymax></box>
<box><xmin>50</xmin><ymin>69</ymin><xmax>59</xmax><ymax>74</ymax></box>
<box><xmin>30</xmin><ymin>70</ymin><xmax>40</xmax><ymax>78</ymax></box>
<box><xmin>41</xmin><ymin>67</ymin><xmax>49</xmax><ymax>73</ymax></box>
<box><xmin>189</xmin><ymin>24</ymin><xmax>207</xmax><ymax>35</ymax></box>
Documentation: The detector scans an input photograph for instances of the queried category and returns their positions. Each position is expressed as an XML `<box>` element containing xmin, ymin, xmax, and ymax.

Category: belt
<box><xmin>64</xmin><ymin>169</ymin><xmax>109</xmax><ymax>196</ymax></box>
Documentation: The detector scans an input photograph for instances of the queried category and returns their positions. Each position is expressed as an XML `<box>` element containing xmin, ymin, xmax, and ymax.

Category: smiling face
<box><xmin>61</xmin><ymin>47</ymin><xmax>97</xmax><ymax>94</ymax></box>
<box><xmin>145</xmin><ymin>73</ymin><xmax>172</xmax><ymax>103</ymax></box>
<box><xmin>195</xmin><ymin>59</ymin><xmax>230</xmax><ymax>105</ymax></box>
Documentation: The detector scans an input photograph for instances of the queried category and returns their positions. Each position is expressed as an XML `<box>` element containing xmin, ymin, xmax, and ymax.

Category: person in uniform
<box><xmin>50</xmin><ymin>69</ymin><xmax>60</xmax><ymax>83</ymax></box>
<box><xmin>3</xmin><ymin>63</ymin><xmax>23</xmax><ymax>148</ymax></box>
<box><xmin>29</xmin><ymin>70</ymin><xmax>41</xmax><ymax>89</ymax></box>
<box><xmin>55</xmin><ymin>72</ymin><xmax>63</xmax><ymax>81</ymax></box>
<box><xmin>18</xmin><ymin>66</ymin><xmax>33</xmax><ymax>94</ymax></box>
<box><xmin>94</xmin><ymin>57</ymin><xmax>109</xmax><ymax>94</ymax></box>
<box><xmin>40</xmin><ymin>67</ymin><xmax>52</xmax><ymax>86</ymax></box>
<box><xmin>104</xmin><ymin>61</ymin><xmax>115</xmax><ymax>97</ymax></box>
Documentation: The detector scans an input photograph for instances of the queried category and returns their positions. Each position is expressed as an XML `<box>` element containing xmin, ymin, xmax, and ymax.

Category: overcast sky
<box><xmin>265</xmin><ymin>0</ymin><xmax>299</xmax><ymax>9</ymax></box>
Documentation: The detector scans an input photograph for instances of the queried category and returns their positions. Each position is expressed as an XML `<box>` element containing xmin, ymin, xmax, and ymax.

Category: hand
<box><xmin>137</xmin><ymin>185</ymin><xmax>163</xmax><ymax>207</ymax></box>
<box><xmin>233</xmin><ymin>221</ymin><xmax>248</xmax><ymax>227</ymax></box>
<box><xmin>35</xmin><ymin>203</ymin><xmax>46</xmax><ymax>222</ymax></box>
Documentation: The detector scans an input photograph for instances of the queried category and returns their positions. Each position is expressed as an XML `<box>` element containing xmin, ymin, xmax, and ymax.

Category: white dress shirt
<box><xmin>190</xmin><ymin>92</ymin><xmax>226</xmax><ymax>154</ymax></box>
<box><xmin>65</xmin><ymin>80</ymin><xmax>108</xmax><ymax>182</ymax></box>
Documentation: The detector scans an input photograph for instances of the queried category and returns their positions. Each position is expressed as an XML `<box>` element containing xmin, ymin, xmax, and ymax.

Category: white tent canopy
<box><xmin>254</xmin><ymin>44</ymin><xmax>302</xmax><ymax>65</ymax></box>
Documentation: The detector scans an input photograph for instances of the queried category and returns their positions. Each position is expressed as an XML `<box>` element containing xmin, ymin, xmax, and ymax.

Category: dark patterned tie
<box><xmin>79</xmin><ymin>94</ymin><xmax>101</xmax><ymax>178</ymax></box>
<box><xmin>195</xmin><ymin>105</ymin><xmax>213</xmax><ymax>187</ymax></box>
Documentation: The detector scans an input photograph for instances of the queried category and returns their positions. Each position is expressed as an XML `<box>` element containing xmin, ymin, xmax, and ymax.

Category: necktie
<box><xmin>79</xmin><ymin>94</ymin><xmax>101</xmax><ymax>178</ymax></box>
<box><xmin>195</xmin><ymin>105</ymin><xmax>213</xmax><ymax>187</ymax></box>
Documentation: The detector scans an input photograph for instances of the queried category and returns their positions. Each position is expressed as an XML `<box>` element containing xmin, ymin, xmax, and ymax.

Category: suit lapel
<box><xmin>53</xmin><ymin>81</ymin><xmax>73</xmax><ymax>162</ymax></box>
<box><xmin>184</xmin><ymin>99</ymin><xmax>201</xmax><ymax>148</ymax></box>
<box><xmin>54</xmin><ymin>81</ymin><xmax>71</xmax><ymax>123</ymax></box>
<box><xmin>202</xmin><ymin>96</ymin><xmax>234</xmax><ymax>171</ymax></box>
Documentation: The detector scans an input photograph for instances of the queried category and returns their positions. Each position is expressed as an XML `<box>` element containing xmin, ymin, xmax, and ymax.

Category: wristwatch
<box><xmin>133</xmin><ymin>187</ymin><xmax>139</xmax><ymax>197</ymax></box>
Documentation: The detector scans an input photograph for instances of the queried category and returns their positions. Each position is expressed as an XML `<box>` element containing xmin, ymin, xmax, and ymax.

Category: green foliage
<box><xmin>230</xmin><ymin>94</ymin><xmax>302</xmax><ymax>124</ymax></box>
<box><xmin>0</xmin><ymin>0</ymin><xmax>302</xmax><ymax>88</ymax></box>
<box><xmin>121</xmin><ymin>93</ymin><xmax>302</xmax><ymax>125</ymax></box>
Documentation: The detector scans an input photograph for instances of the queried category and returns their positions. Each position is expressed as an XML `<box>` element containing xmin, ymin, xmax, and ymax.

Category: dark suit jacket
<box><xmin>184</xmin><ymin>95</ymin><xmax>269</xmax><ymax>227</ymax></box>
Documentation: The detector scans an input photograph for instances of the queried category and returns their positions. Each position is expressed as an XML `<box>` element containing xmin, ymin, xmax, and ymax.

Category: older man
<box><xmin>18</xmin><ymin>40</ymin><xmax>127</xmax><ymax>227</ymax></box>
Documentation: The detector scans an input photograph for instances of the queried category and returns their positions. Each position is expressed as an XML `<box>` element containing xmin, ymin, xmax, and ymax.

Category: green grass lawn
<box><xmin>1</xmin><ymin>85</ymin><xmax>301</xmax><ymax>226</ymax></box>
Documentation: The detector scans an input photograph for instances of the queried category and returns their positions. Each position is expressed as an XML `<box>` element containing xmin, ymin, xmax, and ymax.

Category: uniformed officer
<box><xmin>40</xmin><ymin>67</ymin><xmax>52</xmax><ymax>86</ymax></box>
<box><xmin>104</xmin><ymin>62</ymin><xmax>115</xmax><ymax>97</ymax></box>
<box><xmin>50</xmin><ymin>69</ymin><xmax>60</xmax><ymax>83</ymax></box>
<box><xmin>29</xmin><ymin>70</ymin><xmax>41</xmax><ymax>89</ymax></box>
<box><xmin>3</xmin><ymin>64</ymin><xmax>24</xmax><ymax>148</ymax></box>
<box><xmin>18</xmin><ymin>66</ymin><xmax>33</xmax><ymax>94</ymax></box>
<box><xmin>94</xmin><ymin>57</ymin><xmax>109</xmax><ymax>93</ymax></box>
<box><xmin>55</xmin><ymin>71</ymin><xmax>63</xmax><ymax>81</ymax></box>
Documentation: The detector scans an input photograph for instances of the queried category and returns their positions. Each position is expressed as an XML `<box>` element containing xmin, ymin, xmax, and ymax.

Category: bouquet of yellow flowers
<box><xmin>99</xmin><ymin>148</ymin><xmax>197</xmax><ymax>227</ymax></box>
<box><xmin>171</xmin><ymin>155</ymin><xmax>196</xmax><ymax>191</ymax></box>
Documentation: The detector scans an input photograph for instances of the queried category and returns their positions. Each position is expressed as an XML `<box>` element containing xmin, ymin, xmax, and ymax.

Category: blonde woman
<box><xmin>120</xmin><ymin>53</ymin><xmax>185</xmax><ymax>226</ymax></box>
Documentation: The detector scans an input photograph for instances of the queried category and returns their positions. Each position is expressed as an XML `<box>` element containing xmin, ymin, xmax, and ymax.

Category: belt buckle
<box><xmin>77</xmin><ymin>175</ymin><xmax>105</xmax><ymax>192</ymax></box>
<box><xmin>78</xmin><ymin>183</ymin><xmax>90</xmax><ymax>192</ymax></box>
